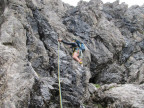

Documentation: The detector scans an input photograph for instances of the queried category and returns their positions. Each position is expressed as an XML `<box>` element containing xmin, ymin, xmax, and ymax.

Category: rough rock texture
<box><xmin>88</xmin><ymin>83</ymin><xmax>144</xmax><ymax>108</ymax></box>
<box><xmin>0</xmin><ymin>0</ymin><xmax>144</xmax><ymax>108</ymax></box>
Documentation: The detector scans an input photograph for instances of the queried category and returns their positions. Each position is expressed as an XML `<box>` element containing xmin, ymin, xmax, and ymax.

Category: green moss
<box><xmin>95</xmin><ymin>84</ymin><xmax>101</xmax><ymax>89</ymax></box>
<box><xmin>83</xmin><ymin>104</ymin><xmax>86</xmax><ymax>107</ymax></box>
<box><xmin>94</xmin><ymin>104</ymin><xmax>103</xmax><ymax>108</ymax></box>
<box><xmin>109</xmin><ymin>86</ymin><xmax>115</xmax><ymax>90</ymax></box>
<box><xmin>83</xmin><ymin>103</ymin><xmax>88</xmax><ymax>107</ymax></box>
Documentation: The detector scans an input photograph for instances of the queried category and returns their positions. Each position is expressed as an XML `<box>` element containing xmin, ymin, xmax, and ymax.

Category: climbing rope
<box><xmin>58</xmin><ymin>41</ymin><xmax>63</xmax><ymax>108</ymax></box>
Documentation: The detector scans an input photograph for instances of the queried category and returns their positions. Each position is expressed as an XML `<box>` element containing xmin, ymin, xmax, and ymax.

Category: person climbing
<box><xmin>58</xmin><ymin>38</ymin><xmax>85</xmax><ymax>64</ymax></box>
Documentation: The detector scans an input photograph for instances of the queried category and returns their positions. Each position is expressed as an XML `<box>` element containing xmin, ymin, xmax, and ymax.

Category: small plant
<box><xmin>109</xmin><ymin>86</ymin><xmax>115</xmax><ymax>90</ymax></box>
<box><xmin>83</xmin><ymin>103</ymin><xmax>87</xmax><ymax>108</ymax></box>
<box><xmin>98</xmin><ymin>104</ymin><xmax>103</xmax><ymax>108</ymax></box>
<box><xmin>94</xmin><ymin>103</ymin><xmax>103</xmax><ymax>108</ymax></box>
<box><xmin>95</xmin><ymin>84</ymin><xmax>101</xmax><ymax>89</ymax></box>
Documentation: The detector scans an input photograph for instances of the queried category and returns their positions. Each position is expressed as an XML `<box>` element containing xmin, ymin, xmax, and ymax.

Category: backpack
<box><xmin>75</xmin><ymin>40</ymin><xmax>85</xmax><ymax>52</ymax></box>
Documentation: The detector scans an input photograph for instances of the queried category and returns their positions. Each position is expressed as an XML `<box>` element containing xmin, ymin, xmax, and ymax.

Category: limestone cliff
<box><xmin>0</xmin><ymin>0</ymin><xmax>144</xmax><ymax>108</ymax></box>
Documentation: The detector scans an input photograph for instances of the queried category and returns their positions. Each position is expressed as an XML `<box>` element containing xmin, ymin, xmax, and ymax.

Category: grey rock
<box><xmin>0</xmin><ymin>0</ymin><xmax>144</xmax><ymax>108</ymax></box>
<box><xmin>103</xmin><ymin>84</ymin><xmax>144</xmax><ymax>108</ymax></box>
<box><xmin>88</xmin><ymin>83</ymin><xmax>97</xmax><ymax>94</ymax></box>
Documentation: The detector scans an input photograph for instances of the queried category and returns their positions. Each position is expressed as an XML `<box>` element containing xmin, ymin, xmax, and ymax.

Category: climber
<box><xmin>58</xmin><ymin>38</ymin><xmax>85</xmax><ymax>64</ymax></box>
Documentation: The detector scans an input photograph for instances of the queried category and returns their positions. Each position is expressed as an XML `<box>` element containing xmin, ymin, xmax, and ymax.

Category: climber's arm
<box><xmin>59</xmin><ymin>40</ymin><xmax>77</xmax><ymax>47</ymax></box>
<box><xmin>62</xmin><ymin>40</ymin><xmax>75</xmax><ymax>45</ymax></box>
<box><xmin>58</xmin><ymin>39</ymin><xmax>77</xmax><ymax>47</ymax></box>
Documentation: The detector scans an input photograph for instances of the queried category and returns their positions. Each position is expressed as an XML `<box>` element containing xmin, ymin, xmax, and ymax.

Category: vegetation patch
<box><xmin>95</xmin><ymin>103</ymin><xmax>103</xmax><ymax>108</ymax></box>
<box><xmin>95</xmin><ymin>84</ymin><xmax>101</xmax><ymax>89</ymax></box>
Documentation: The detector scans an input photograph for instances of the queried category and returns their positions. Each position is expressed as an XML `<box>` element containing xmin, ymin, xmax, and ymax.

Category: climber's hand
<box><xmin>58</xmin><ymin>39</ymin><xmax>62</xmax><ymax>42</ymax></box>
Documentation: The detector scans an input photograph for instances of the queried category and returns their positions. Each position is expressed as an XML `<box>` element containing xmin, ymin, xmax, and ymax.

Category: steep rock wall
<box><xmin>0</xmin><ymin>0</ymin><xmax>144</xmax><ymax>108</ymax></box>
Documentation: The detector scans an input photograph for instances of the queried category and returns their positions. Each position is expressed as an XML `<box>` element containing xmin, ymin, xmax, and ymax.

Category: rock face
<box><xmin>0</xmin><ymin>0</ymin><xmax>144</xmax><ymax>108</ymax></box>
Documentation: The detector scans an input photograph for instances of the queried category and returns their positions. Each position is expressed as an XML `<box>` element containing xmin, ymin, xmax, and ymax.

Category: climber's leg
<box><xmin>72</xmin><ymin>51</ymin><xmax>82</xmax><ymax>63</ymax></box>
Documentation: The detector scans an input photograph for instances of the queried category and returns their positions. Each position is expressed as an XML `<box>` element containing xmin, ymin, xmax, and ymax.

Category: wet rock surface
<box><xmin>0</xmin><ymin>0</ymin><xmax>144</xmax><ymax>108</ymax></box>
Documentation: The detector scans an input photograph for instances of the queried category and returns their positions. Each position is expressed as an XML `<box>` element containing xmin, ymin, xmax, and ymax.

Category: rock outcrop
<box><xmin>0</xmin><ymin>0</ymin><xmax>144</xmax><ymax>108</ymax></box>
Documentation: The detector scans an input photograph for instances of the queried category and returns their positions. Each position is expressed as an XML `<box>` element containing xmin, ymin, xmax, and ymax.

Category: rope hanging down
<box><xmin>58</xmin><ymin>41</ymin><xmax>63</xmax><ymax>108</ymax></box>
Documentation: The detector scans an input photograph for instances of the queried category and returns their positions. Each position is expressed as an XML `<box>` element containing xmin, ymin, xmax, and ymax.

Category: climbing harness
<box><xmin>58</xmin><ymin>41</ymin><xmax>63</xmax><ymax>108</ymax></box>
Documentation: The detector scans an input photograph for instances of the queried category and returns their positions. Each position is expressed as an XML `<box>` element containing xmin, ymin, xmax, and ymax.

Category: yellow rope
<box><xmin>58</xmin><ymin>41</ymin><xmax>63</xmax><ymax>108</ymax></box>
